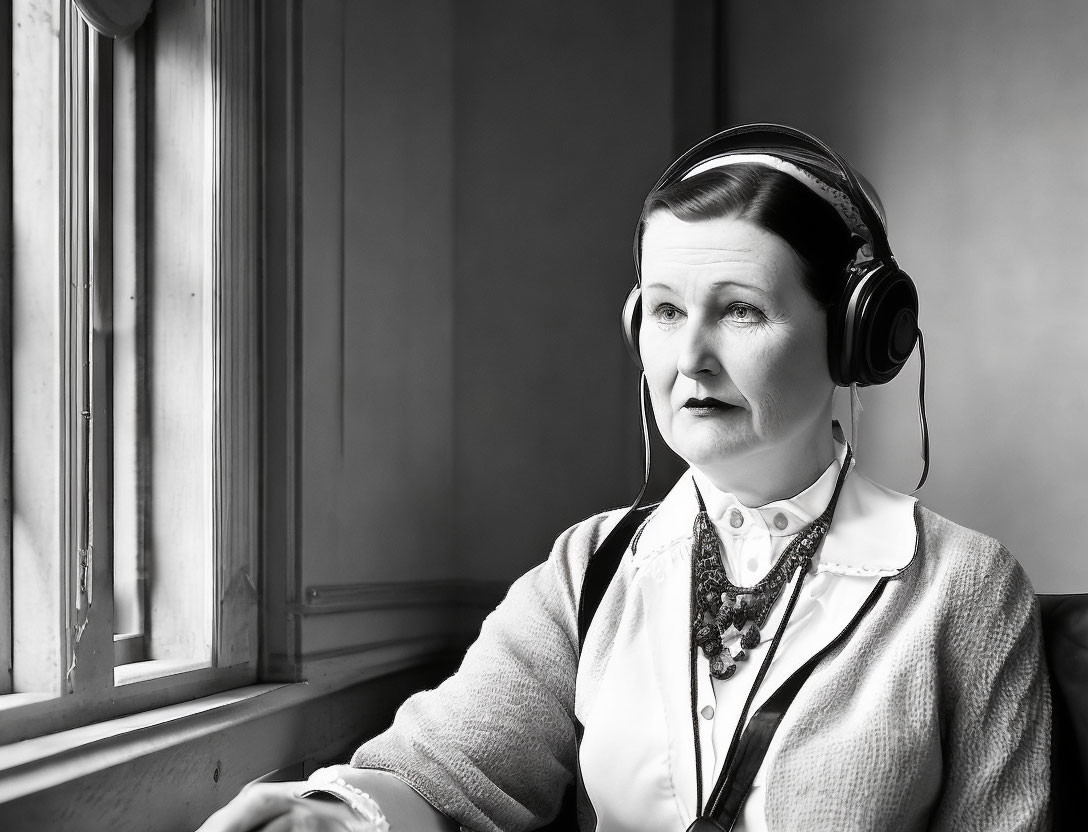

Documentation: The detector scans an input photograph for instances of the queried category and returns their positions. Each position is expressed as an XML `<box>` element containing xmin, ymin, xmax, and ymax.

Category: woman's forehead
<box><xmin>641</xmin><ymin>213</ymin><xmax>804</xmax><ymax>291</ymax></box>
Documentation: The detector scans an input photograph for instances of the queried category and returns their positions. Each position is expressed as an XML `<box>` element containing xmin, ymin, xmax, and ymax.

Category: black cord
<box><xmin>599</xmin><ymin>374</ymin><xmax>654</xmax><ymax>561</ymax></box>
<box><xmin>913</xmin><ymin>330</ymin><xmax>930</xmax><ymax>492</ymax></box>
<box><xmin>629</xmin><ymin>372</ymin><xmax>652</xmax><ymax>511</ymax></box>
<box><xmin>707</xmin><ymin>564</ymin><xmax>809</xmax><ymax>817</ymax></box>
<box><xmin>690</xmin><ymin>546</ymin><xmax>704</xmax><ymax>812</ymax></box>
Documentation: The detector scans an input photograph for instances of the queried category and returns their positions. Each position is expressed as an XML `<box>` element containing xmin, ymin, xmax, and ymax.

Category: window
<box><xmin>1</xmin><ymin>0</ymin><xmax>258</xmax><ymax>742</ymax></box>
<box><xmin>0</xmin><ymin>0</ymin><xmax>11</xmax><ymax>702</ymax></box>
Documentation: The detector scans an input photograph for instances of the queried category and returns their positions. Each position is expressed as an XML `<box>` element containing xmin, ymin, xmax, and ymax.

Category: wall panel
<box><xmin>297</xmin><ymin>0</ymin><xmax>456</xmax><ymax>592</ymax></box>
<box><xmin>452</xmin><ymin>1</ymin><xmax>675</xmax><ymax>581</ymax></box>
<box><xmin>272</xmin><ymin>0</ymin><xmax>717</xmax><ymax>666</ymax></box>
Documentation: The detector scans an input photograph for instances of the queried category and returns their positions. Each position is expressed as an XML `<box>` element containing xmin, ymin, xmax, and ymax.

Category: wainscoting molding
<box><xmin>295</xmin><ymin>579</ymin><xmax>508</xmax><ymax>617</ymax></box>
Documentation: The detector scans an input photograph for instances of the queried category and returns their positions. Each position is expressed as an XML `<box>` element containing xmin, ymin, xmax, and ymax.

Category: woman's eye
<box><xmin>726</xmin><ymin>303</ymin><xmax>764</xmax><ymax>324</ymax></box>
<box><xmin>652</xmin><ymin>304</ymin><xmax>683</xmax><ymax>324</ymax></box>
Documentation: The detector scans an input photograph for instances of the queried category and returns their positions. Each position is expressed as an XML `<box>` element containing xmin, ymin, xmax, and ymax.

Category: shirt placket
<box><xmin>695</xmin><ymin>507</ymin><xmax>778</xmax><ymax>798</ymax></box>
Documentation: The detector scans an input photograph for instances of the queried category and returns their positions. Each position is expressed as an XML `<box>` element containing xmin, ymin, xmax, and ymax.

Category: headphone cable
<box><xmin>913</xmin><ymin>330</ymin><xmax>930</xmax><ymax>492</ymax></box>
<box><xmin>629</xmin><ymin>373</ymin><xmax>652</xmax><ymax>511</ymax></box>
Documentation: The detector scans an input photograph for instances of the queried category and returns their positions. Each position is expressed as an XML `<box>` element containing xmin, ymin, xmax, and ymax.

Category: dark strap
<box><xmin>699</xmin><ymin>575</ymin><xmax>892</xmax><ymax>830</ymax></box>
<box><xmin>568</xmin><ymin>500</ymin><xmax>888</xmax><ymax>832</ymax></box>
<box><xmin>538</xmin><ymin>505</ymin><xmax>657</xmax><ymax>832</ymax></box>
<box><xmin>686</xmin><ymin>819</ymin><xmax>728</xmax><ymax>832</ymax></box>
<box><xmin>577</xmin><ymin>504</ymin><xmax>657</xmax><ymax>650</ymax></box>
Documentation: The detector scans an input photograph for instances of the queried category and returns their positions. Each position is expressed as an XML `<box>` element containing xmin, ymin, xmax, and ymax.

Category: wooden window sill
<box><xmin>0</xmin><ymin>647</ymin><xmax>459</xmax><ymax>831</ymax></box>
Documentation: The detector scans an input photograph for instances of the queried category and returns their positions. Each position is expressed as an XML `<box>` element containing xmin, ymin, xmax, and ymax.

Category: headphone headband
<box><xmin>643</xmin><ymin>123</ymin><xmax>892</xmax><ymax>262</ymax></box>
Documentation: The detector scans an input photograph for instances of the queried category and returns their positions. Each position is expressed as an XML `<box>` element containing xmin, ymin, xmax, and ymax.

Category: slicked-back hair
<box><xmin>639</xmin><ymin>164</ymin><xmax>857</xmax><ymax>309</ymax></box>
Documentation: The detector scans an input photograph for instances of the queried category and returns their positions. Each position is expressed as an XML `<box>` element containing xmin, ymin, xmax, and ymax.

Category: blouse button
<box><xmin>729</xmin><ymin>509</ymin><xmax>744</xmax><ymax>529</ymax></box>
<box><xmin>700</xmin><ymin>705</ymin><xmax>715</xmax><ymax>720</ymax></box>
<box><xmin>773</xmin><ymin>512</ymin><xmax>788</xmax><ymax>530</ymax></box>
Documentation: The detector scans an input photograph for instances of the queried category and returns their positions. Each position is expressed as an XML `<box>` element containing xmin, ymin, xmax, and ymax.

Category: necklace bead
<box><xmin>740</xmin><ymin>622</ymin><xmax>761</xmax><ymax>650</ymax></box>
<box><xmin>710</xmin><ymin>654</ymin><xmax>737</xmax><ymax>680</ymax></box>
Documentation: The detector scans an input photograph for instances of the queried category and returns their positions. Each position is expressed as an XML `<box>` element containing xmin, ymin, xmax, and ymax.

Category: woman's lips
<box><xmin>682</xmin><ymin>397</ymin><xmax>735</xmax><ymax>414</ymax></box>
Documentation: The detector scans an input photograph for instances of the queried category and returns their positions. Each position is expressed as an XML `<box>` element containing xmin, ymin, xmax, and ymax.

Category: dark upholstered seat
<box><xmin>1038</xmin><ymin>594</ymin><xmax>1088</xmax><ymax>830</ymax></box>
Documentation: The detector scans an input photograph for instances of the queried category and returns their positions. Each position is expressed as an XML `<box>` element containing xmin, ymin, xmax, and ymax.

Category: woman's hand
<box><xmin>196</xmin><ymin>781</ymin><xmax>371</xmax><ymax>832</ymax></box>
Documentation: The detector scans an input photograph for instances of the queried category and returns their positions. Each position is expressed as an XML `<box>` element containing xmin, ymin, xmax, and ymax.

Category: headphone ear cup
<box><xmin>831</xmin><ymin>262</ymin><xmax>919</xmax><ymax>386</ymax></box>
<box><xmin>621</xmin><ymin>285</ymin><xmax>643</xmax><ymax>368</ymax></box>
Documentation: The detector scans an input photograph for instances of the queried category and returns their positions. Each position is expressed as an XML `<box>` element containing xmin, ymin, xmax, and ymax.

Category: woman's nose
<box><xmin>677</xmin><ymin>321</ymin><xmax>722</xmax><ymax>379</ymax></box>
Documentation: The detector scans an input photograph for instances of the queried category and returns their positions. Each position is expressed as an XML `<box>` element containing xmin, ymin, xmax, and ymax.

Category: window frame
<box><xmin>0</xmin><ymin>0</ymin><xmax>260</xmax><ymax>743</ymax></box>
<box><xmin>1</xmin><ymin>0</ymin><xmax>14</xmax><ymax>698</ymax></box>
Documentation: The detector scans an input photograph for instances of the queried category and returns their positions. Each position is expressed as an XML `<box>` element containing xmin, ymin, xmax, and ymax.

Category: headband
<box><xmin>681</xmin><ymin>152</ymin><xmax>877</xmax><ymax>261</ymax></box>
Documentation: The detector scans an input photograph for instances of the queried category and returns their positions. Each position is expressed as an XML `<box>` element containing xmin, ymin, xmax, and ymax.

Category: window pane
<box><xmin>11</xmin><ymin>0</ymin><xmax>70</xmax><ymax>697</ymax></box>
<box><xmin>112</xmin><ymin>34</ymin><xmax>144</xmax><ymax>651</ymax></box>
<box><xmin>0</xmin><ymin>0</ymin><xmax>13</xmax><ymax>697</ymax></box>
<box><xmin>116</xmin><ymin>0</ymin><xmax>215</xmax><ymax>680</ymax></box>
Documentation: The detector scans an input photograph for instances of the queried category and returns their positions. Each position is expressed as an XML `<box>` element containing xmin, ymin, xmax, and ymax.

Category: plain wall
<box><xmin>265</xmin><ymin>1</ymin><xmax>715</xmax><ymax>666</ymax></box>
<box><xmin>451</xmin><ymin>2</ymin><xmax>674</xmax><ymax>582</ymax></box>
<box><xmin>726</xmin><ymin>0</ymin><xmax>1088</xmax><ymax>592</ymax></box>
<box><xmin>292</xmin><ymin>0</ymin><xmax>459</xmax><ymax>662</ymax></box>
<box><xmin>298</xmin><ymin>0</ymin><xmax>457</xmax><ymax>587</ymax></box>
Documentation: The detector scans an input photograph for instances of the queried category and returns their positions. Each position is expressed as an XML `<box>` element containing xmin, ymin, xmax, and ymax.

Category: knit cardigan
<box><xmin>351</xmin><ymin>481</ymin><xmax>1051</xmax><ymax>831</ymax></box>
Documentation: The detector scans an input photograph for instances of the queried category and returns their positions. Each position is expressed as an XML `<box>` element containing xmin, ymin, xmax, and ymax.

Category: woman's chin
<box><xmin>670</xmin><ymin>431</ymin><xmax>758</xmax><ymax>471</ymax></box>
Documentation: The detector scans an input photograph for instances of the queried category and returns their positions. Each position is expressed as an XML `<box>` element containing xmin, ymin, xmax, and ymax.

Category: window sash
<box><xmin>1</xmin><ymin>0</ymin><xmax>260</xmax><ymax>743</ymax></box>
<box><xmin>110</xmin><ymin>31</ymin><xmax>148</xmax><ymax>653</ymax></box>
<box><xmin>1</xmin><ymin>0</ymin><xmax>15</xmax><ymax>697</ymax></box>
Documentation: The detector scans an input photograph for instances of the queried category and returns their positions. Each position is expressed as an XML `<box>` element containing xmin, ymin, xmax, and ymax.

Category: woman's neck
<box><xmin>693</xmin><ymin>427</ymin><xmax>836</xmax><ymax>508</ymax></box>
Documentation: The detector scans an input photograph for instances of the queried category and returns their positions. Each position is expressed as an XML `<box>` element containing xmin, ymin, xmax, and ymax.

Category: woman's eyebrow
<box><xmin>641</xmin><ymin>281</ymin><xmax>678</xmax><ymax>293</ymax></box>
<box><xmin>709</xmin><ymin>279</ymin><xmax>771</xmax><ymax>298</ymax></box>
<box><xmin>643</xmin><ymin>279</ymin><xmax>770</xmax><ymax>298</ymax></box>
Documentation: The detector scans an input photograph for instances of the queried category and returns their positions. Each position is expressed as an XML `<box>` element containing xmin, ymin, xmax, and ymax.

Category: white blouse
<box><xmin>577</xmin><ymin>442</ymin><xmax>917</xmax><ymax>832</ymax></box>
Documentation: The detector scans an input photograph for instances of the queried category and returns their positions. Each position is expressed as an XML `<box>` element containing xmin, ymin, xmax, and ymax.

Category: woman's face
<box><xmin>639</xmin><ymin>212</ymin><xmax>835</xmax><ymax>484</ymax></box>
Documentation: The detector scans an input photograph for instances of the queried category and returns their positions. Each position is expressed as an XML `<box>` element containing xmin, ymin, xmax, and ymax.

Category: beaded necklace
<box><xmin>690</xmin><ymin>447</ymin><xmax>853</xmax><ymax>681</ymax></box>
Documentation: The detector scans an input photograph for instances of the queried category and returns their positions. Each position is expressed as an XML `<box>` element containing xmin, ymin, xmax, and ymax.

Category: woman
<box><xmin>199</xmin><ymin>125</ymin><xmax>1050</xmax><ymax>832</ymax></box>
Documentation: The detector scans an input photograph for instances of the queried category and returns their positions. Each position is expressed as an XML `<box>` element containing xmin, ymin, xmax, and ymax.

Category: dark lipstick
<box><xmin>684</xmin><ymin>397</ymin><xmax>730</xmax><ymax>410</ymax></box>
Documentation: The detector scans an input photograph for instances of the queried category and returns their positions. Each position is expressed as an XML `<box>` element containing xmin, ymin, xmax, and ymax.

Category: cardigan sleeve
<box><xmin>930</xmin><ymin>541</ymin><xmax>1051</xmax><ymax>831</ymax></box>
<box><xmin>348</xmin><ymin>511</ymin><xmax>617</xmax><ymax>832</ymax></box>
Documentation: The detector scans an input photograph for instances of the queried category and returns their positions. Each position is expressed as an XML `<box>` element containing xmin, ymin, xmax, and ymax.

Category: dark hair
<box><xmin>639</xmin><ymin>164</ymin><xmax>856</xmax><ymax>309</ymax></box>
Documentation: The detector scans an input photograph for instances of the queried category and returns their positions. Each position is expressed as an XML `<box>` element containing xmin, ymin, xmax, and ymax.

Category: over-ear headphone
<box><xmin>622</xmin><ymin>123</ymin><xmax>918</xmax><ymax>387</ymax></box>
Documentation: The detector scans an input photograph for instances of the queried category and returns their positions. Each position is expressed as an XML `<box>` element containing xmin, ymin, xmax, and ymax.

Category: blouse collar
<box><xmin>690</xmin><ymin>442</ymin><xmax>846</xmax><ymax>540</ymax></box>
<box><xmin>631</xmin><ymin>439</ymin><xmax>918</xmax><ymax>578</ymax></box>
